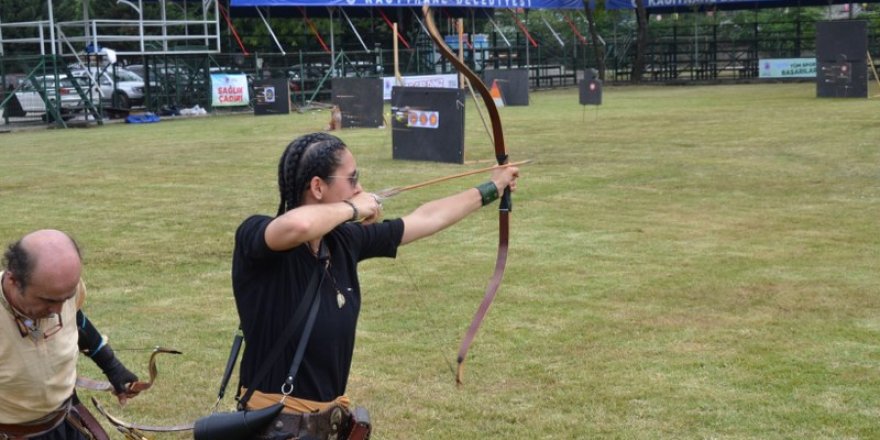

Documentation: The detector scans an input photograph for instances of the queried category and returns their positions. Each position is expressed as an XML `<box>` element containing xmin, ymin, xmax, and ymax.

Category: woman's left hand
<box><xmin>491</xmin><ymin>164</ymin><xmax>520</xmax><ymax>195</ymax></box>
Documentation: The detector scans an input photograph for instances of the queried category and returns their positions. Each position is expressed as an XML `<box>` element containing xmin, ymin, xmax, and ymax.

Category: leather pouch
<box><xmin>347</xmin><ymin>406</ymin><xmax>371</xmax><ymax>440</ymax></box>
<box><xmin>193</xmin><ymin>403</ymin><xmax>284</xmax><ymax>440</ymax></box>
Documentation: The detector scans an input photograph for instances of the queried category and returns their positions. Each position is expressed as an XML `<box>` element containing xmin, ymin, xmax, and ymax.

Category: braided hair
<box><xmin>276</xmin><ymin>132</ymin><xmax>348</xmax><ymax>216</ymax></box>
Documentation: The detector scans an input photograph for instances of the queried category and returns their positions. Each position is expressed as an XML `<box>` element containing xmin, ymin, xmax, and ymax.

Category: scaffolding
<box><xmin>0</xmin><ymin>0</ymin><xmax>221</xmax><ymax>57</ymax></box>
<box><xmin>1</xmin><ymin>0</ymin><xmax>222</xmax><ymax>127</ymax></box>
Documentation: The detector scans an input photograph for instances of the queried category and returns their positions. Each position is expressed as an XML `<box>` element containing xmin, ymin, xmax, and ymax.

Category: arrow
<box><xmin>375</xmin><ymin>160</ymin><xmax>531</xmax><ymax>200</ymax></box>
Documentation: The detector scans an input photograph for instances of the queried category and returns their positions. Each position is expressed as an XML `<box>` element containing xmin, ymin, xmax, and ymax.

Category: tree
<box><xmin>583</xmin><ymin>0</ymin><xmax>607</xmax><ymax>81</ymax></box>
<box><xmin>631</xmin><ymin>0</ymin><xmax>648</xmax><ymax>83</ymax></box>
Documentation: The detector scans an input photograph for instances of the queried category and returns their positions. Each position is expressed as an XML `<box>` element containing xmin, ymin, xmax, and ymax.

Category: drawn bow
<box><xmin>423</xmin><ymin>4</ymin><xmax>512</xmax><ymax>385</ymax></box>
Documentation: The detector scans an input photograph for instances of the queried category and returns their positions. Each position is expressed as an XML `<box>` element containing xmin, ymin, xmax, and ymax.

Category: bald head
<box><xmin>3</xmin><ymin>229</ymin><xmax>82</xmax><ymax>293</ymax></box>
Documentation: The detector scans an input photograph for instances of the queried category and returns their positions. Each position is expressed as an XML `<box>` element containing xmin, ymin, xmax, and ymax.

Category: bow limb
<box><xmin>90</xmin><ymin>397</ymin><xmax>194</xmax><ymax>438</ymax></box>
<box><xmin>422</xmin><ymin>6</ymin><xmax>509</xmax><ymax>174</ymax></box>
<box><xmin>76</xmin><ymin>347</ymin><xmax>182</xmax><ymax>394</ymax></box>
<box><xmin>422</xmin><ymin>5</ymin><xmax>511</xmax><ymax>386</ymax></box>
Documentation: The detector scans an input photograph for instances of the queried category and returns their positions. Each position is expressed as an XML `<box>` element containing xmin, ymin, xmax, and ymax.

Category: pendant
<box><xmin>336</xmin><ymin>292</ymin><xmax>346</xmax><ymax>309</ymax></box>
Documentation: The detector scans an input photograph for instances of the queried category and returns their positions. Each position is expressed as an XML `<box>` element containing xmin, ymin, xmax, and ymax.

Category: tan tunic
<box><xmin>0</xmin><ymin>271</ymin><xmax>84</xmax><ymax>424</ymax></box>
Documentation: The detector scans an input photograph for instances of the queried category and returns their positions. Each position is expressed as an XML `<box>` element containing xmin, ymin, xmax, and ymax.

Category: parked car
<box><xmin>70</xmin><ymin>67</ymin><xmax>145</xmax><ymax>109</ymax></box>
<box><xmin>125</xmin><ymin>64</ymin><xmax>156</xmax><ymax>80</ymax></box>
<box><xmin>286</xmin><ymin>63</ymin><xmax>331</xmax><ymax>94</ymax></box>
<box><xmin>12</xmin><ymin>75</ymin><xmax>97</xmax><ymax>118</ymax></box>
<box><xmin>127</xmin><ymin>63</ymin><xmax>183</xmax><ymax>86</ymax></box>
<box><xmin>128</xmin><ymin>63</ymin><xmax>207</xmax><ymax>98</ymax></box>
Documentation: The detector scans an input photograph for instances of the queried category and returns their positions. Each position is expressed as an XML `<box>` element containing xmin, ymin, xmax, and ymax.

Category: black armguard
<box><xmin>78</xmin><ymin>310</ymin><xmax>138</xmax><ymax>393</ymax></box>
<box><xmin>91</xmin><ymin>343</ymin><xmax>138</xmax><ymax>394</ymax></box>
<box><xmin>77</xmin><ymin>310</ymin><xmax>105</xmax><ymax>355</ymax></box>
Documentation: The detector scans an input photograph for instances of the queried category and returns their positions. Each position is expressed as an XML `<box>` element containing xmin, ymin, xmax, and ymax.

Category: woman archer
<box><xmin>231</xmin><ymin>132</ymin><xmax>519</xmax><ymax>438</ymax></box>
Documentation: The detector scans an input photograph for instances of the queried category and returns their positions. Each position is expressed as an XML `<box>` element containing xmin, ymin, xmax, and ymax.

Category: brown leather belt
<box><xmin>0</xmin><ymin>405</ymin><xmax>69</xmax><ymax>439</ymax></box>
<box><xmin>253</xmin><ymin>404</ymin><xmax>372</xmax><ymax>440</ymax></box>
<box><xmin>258</xmin><ymin>404</ymin><xmax>351</xmax><ymax>440</ymax></box>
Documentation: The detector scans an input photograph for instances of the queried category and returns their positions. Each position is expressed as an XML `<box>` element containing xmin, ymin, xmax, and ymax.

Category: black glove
<box><xmin>91</xmin><ymin>344</ymin><xmax>139</xmax><ymax>395</ymax></box>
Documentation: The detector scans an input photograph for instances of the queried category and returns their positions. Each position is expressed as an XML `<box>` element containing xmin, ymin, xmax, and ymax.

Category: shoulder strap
<box><xmin>282</xmin><ymin>270</ymin><xmax>323</xmax><ymax>394</ymax></box>
<box><xmin>237</xmin><ymin>242</ymin><xmax>329</xmax><ymax>409</ymax></box>
<box><xmin>215</xmin><ymin>326</ymin><xmax>244</xmax><ymax>406</ymax></box>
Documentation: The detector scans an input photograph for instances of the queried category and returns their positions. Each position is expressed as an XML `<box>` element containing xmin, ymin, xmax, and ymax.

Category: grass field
<box><xmin>1</xmin><ymin>82</ymin><xmax>879</xmax><ymax>439</ymax></box>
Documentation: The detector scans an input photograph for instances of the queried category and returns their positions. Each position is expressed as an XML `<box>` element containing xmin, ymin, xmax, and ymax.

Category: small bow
<box><xmin>91</xmin><ymin>396</ymin><xmax>194</xmax><ymax>440</ymax></box>
<box><xmin>76</xmin><ymin>346</ymin><xmax>182</xmax><ymax>394</ymax></box>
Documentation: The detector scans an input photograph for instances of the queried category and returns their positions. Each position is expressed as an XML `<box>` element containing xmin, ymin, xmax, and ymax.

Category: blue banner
<box><xmin>232</xmin><ymin>0</ymin><xmax>583</xmax><ymax>9</ymax></box>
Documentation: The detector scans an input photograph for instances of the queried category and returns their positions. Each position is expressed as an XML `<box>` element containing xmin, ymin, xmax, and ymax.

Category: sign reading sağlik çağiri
<box><xmin>759</xmin><ymin>58</ymin><xmax>816</xmax><ymax>78</ymax></box>
<box><xmin>211</xmin><ymin>74</ymin><xmax>250</xmax><ymax>107</ymax></box>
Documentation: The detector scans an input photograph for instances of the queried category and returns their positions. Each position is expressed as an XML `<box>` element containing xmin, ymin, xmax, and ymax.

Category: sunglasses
<box><xmin>15</xmin><ymin>312</ymin><xmax>63</xmax><ymax>340</ymax></box>
<box><xmin>327</xmin><ymin>170</ymin><xmax>359</xmax><ymax>188</ymax></box>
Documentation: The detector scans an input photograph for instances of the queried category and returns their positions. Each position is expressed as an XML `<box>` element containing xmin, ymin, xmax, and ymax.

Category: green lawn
<box><xmin>1</xmin><ymin>82</ymin><xmax>879</xmax><ymax>439</ymax></box>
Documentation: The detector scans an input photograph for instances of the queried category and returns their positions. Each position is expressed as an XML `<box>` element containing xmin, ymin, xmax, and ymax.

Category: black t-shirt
<box><xmin>232</xmin><ymin>215</ymin><xmax>404</xmax><ymax>402</ymax></box>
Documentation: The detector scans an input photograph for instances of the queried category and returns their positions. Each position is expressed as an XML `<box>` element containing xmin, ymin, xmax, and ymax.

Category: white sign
<box><xmin>211</xmin><ymin>74</ymin><xmax>250</xmax><ymax>107</ymax></box>
<box><xmin>759</xmin><ymin>58</ymin><xmax>816</xmax><ymax>79</ymax></box>
<box><xmin>383</xmin><ymin>74</ymin><xmax>459</xmax><ymax>100</ymax></box>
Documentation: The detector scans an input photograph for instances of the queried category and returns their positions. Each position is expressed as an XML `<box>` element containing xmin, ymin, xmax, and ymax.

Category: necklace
<box><xmin>0</xmin><ymin>274</ymin><xmax>46</xmax><ymax>339</ymax></box>
<box><xmin>324</xmin><ymin>264</ymin><xmax>348</xmax><ymax>309</ymax></box>
<box><xmin>310</xmin><ymin>241</ymin><xmax>349</xmax><ymax>309</ymax></box>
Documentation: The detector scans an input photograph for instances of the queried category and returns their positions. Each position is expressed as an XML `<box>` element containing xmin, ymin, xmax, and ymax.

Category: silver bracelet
<box><xmin>342</xmin><ymin>200</ymin><xmax>358</xmax><ymax>222</ymax></box>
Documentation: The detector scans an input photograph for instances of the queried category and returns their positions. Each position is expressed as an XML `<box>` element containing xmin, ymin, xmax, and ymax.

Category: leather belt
<box><xmin>258</xmin><ymin>404</ymin><xmax>352</xmax><ymax>440</ymax></box>
<box><xmin>0</xmin><ymin>401</ymin><xmax>70</xmax><ymax>439</ymax></box>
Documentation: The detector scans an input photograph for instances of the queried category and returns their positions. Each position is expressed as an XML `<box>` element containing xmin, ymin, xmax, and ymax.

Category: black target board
<box><xmin>391</xmin><ymin>87</ymin><xmax>465</xmax><ymax>164</ymax></box>
<box><xmin>253</xmin><ymin>78</ymin><xmax>290</xmax><ymax>115</ymax></box>
<box><xmin>816</xmin><ymin>20</ymin><xmax>867</xmax><ymax>98</ymax></box>
<box><xmin>579</xmin><ymin>79</ymin><xmax>602</xmax><ymax>106</ymax></box>
<box><xmin>331</xmin><ymin>78</ymin><xmax>384</xmax><ymax>128</ymax></box>
<box><xmin>579</xmin><ymin>68</ymin><xmax>602</xmax><ymax>105</ymax></box>
<box><xmin>481</xmin><ymin>69</ymin><xmax>529</xmax><ymax>106</ymax></box>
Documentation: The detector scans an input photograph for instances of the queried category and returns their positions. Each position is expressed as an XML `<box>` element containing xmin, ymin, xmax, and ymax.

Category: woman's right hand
<box><xmin>348</xmin><ymin>191</ymin><xmax>383</xmax><ymax>224</ymax></box>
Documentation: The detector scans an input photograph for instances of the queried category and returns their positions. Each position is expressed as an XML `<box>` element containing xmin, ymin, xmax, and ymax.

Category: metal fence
<box><xmin>4</xmin><ymin>12</ymin><xmax>880</xmax><ymax>127</ymax></box>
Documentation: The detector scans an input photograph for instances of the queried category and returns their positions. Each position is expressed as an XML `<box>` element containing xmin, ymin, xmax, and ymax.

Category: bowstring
<box><xmin>462</xmin><ymin>75</ymin><xmax>495</xmax><ymax>148</ymax></box>
<box><xmin>391</xmin><ymin>257</ymin><xmax>458</xmax><ymax>379</ymax></box>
